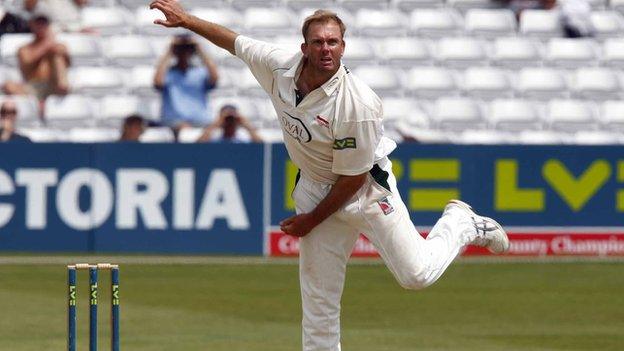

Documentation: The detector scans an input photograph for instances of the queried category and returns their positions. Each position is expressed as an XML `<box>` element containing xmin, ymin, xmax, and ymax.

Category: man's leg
<box><xmin>348</xmin><ymin>160</ymin><xmax>480</xmax><ymax>290</ymax></box>
<box><xmin>294</xmin><ymin>179</ymin><xmax>359</xmax><ymax>351</ymax></box>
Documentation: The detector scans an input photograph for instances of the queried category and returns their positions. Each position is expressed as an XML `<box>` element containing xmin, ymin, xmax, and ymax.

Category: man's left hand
<box><xmin>280</xmin><ymin>213</ymin><xmax>318</xmax><ymax>237</ymax></box>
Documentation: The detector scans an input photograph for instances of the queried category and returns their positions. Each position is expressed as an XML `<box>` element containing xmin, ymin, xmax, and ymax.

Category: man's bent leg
<box><xmin>348</xmin><ymin>160</ymin><xmax>473</xmax><ymax>290</ymax></box>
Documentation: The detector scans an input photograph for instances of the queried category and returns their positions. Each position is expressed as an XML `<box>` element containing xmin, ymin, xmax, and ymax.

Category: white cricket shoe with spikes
<box><xmin>444</xmin><ymin>199</ymin><xmax>510</xmax><ymax>254</ymax></box>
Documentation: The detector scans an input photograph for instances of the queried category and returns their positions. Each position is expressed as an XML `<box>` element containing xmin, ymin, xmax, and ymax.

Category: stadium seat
<box><xmin>381</xmin><ymin>97</ymin><xmax>429</xmax><ymax>128</ymax></box>
<box><xmin>519</xmin><ymin>10</ymin><xmax>562</xmax><ymax>38</ymax></box>
<box><xmin>406</xmin><ymin>66</ymin><xmax>458</xmax><ymax>98</ymax></box>
<box><xmin>352</xmin><ymin>66</ymin><xmax>402</xmax><ymax>96</ymax></box>
<box><xmin>127</xmin><ymin>66</ymin><xmax>157</xmax><ymax>96</ymax></box>
<box><xmin>487</xmin><ymin>99</ymin><xmax>543</xmax><ymax>131</ymax></box>
<box><xmin>135</xmin><ymin>8</ymin><xmax>188</xmax><ymax>35</ymax></box>
<box><xmin>590</xmin><ymin>11</ymin><xmax>624</xmax><ymax>39</ymax></box>
<box><xmin>285</xmin><ymin>0</ymin><xmax>333</xmax><ymax>10</ymax></box>
<box><xmin>81</xmin><ymin>7</ymin><xmax>133</xmax><ymax>35</ymax></box>
<box><xmin>178</xmin><ymin>128</ymin><xmax>205</xmax><ymax>143</ymax></box>
<box><xmin>394</xmin><ymin>123</ymin><xmax>452</xmax><ymax>143</ymax></box>
<box><xmin>256</xmin><ymin>128</ymin><xmax>284</xmax><ymax>143</ymax></box>
<box><xmin>464</xmin><ymin>9</ymin><xmax>517</xmax><ymax>38</ymax></box>
<box><xmin>96</xmin><ymin>95</ymin><xmax>154</xmax><ymax>127</ymax></box>
<box><xmin>570</xmin><ymin>67</ymin><xmax>620</xmax><ymax>100</ymax></box>
<box><xmin>544</xmin><ymin>38</ymin><xmax>598</xmax><ymax>68</ymax></box>
<box><xmin>102</xmin><ymin>35</ymin><xmax>155</xmax><ymax>67</ymax></box>
<box><xmin>338</xmin><ymin>0</ymin><xmax>388</xmax><ymax>11</ymax></box>
<box><xmin>517</xmin><ymin>130</ymin><xmax>566</xmax><ymax>144</ymax></box>
<box><xmin>545</xmin><ymin>99</ymin><xmax>598</xmax><ymax>132</ymax></box>
<box><xmin>516</xmin><ymin>68</ymin><xmax>568</xmax><ymax>99</ymax></box>
<box><xmin>243</xmin><ymin>8</ymin><xmax>294</xmax><ymax>36</ymax></box>
<box><xmin>45</xmin><ymin>95</ymin><xmax>96</xmax><ymax>128</ymax></box>
<box><xmin>235</xmin><ymin>69</ymin><xmax>266</xmax><ymax>96</ymax></box>
<box><xmin>409</xmin><ymin>9</ymin><xmax>463</xmax><ymax>38</ymax></box>
<box><xmin>140</xmin><ymin>127</ymin><xmax>175</xmax><ymax>143</ymax></box>
<box><xmin>611</xmin><ymin>0</ymin><xmax>624</xmax><ymax>14</ymax></box>
<box><xmin>461</xmin><ymin>67</ymin><xmax>512</xmax><ymax>99</ymax></box>
<box><xmin>573</xmin><ymin>130</ymin><xmax>622</xmax><ymax>144</ymax></box>
<box><xmin>601</xmin><ymin>38</ymin><xmax>624</xmax><ymax>67</ymax></box>
<box><xmin>355</xmin><ymin>9</ymin><xmax>408</xmax><ymax>37</ymax></box>
<box><xmin>187</xmin><ymin>8</ymin><xmax>242</xmax><ymax>33</ymax></box>
<box><xmin>69</xmin><ymin>128</ymin><xmax>119</xmax><ymax>142</ymax></box>
<box><xmin>430</xmin><ymin>97</ymin><xmax>486</xmax><ymax>130</ymax></box>
<box><xmin>341</xmin><ymin>38</ymin><xmax>377</xmax><ymax>66</ymax></box>
<box><xmin>299</xmin><ymin>8</ymin><xmax>357</xmax><ymax>31</ymax></box>
<box><xmin>392</xmin><ymin>0</ymin><xmax>444</xmax><ymax>11</ymax></box>
<box><xmin>490</xmin><ymin>37</ymin><xmax>543</xmax><ymax>68</ymax></box>
<box><xmin>69</xmin><ymin>67</ymin><xmax>125</xmax><ymax>96</ymax></box>
<box><xmin>599</xmin><ymin>100</ymin><xmax>624</xmax><ymax>132</ymax></box>
<box><xmin>434</xmin><ymin>37</ymin><xmax>487</xmax><ymax>67</ymax></box>
<box><xmin>376</xmin><ymin>37</ymin><xmax>431</xmax><ymax>66</ymax></box>
<box><xmin>56</xmin><ymin>34</ymin><xmax>102</xmax><ymax>66</ymax></box>
<box><xmin>18</xmin><ymin>128</ymin><xmax>64</xmax><ymax>142</ymax></box>
<box><xmin>231</xmin><ymin>0</ymin><xmax>280</xmax><ymax>10</ymax></box>
<box><xmin>457</xmin><ymin>129</ymin><xmax>513</xmax><ymax>144</ymax></box>
<box><xmin>0</xmin><ymin>33</ymin><xmax>33</xmax><ymax>66</ymax></box>
<box><xmin>447</xmin><ymin>0</ymin><xmax>499</xmax><ymax>12</ymax></box>
<box><xmin>0</xmin><ymin>67</ymin><xmax>21</xmax><ymax>85</ymax></box>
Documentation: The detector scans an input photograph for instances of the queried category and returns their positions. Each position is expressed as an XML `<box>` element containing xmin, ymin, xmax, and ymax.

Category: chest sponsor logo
<box><xmin>281</xmin><ymin>112</ymin><xmax>312</xmax><ymax>143</ymax></box>
<box><xmin>333</xmin><ymin>137</ymin><xmax>356</xmax><ymax>150</ymax></box>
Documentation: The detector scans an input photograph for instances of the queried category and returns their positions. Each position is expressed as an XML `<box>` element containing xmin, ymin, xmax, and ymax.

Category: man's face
<box><xmin>0</xmin><ymin>102</ymin><xmax>17</xmax><ymax>120</ymax></box>
<box><xmin>29</xmin><ymin>17</ymin><xmax>50</xmax><ymax>38</ymax></box>
<box><xmin>301</xmin><ymin>21</ymin><xmax>345</xmax><ymax>74</ymax></box>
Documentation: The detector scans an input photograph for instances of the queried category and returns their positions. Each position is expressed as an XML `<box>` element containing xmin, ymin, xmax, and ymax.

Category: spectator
<box><xmin>0</xmin><ymin>6</ymin><xmax>30</xmax><ymax>37</ymax></box>
<box><xmin>198</xmin><ymin>104</ymin><xmax>262</xmax><ymax>143</ymax></box>
<box><xmin>1</xmin><ymin>14</ymin><xmax>70</xmax><ymax>113</ymax></box>
<box><xmin>557</xmin><ymin>0</ymin><xmax>594</xmax><ymax>38</ymax></box>
<box><xmin>119</xmin><ymin>114</ymin><xmax>146</xmax><ymax>142</ymax></box>
<box><xmin>0</xmin><ymin>99</ymin><xmax>31</xmax><ymax>142</ymax></box>
<box><xmin>154</xmin><ymin>34</ymin><xmax>219</xmax><ymax>139</ymax></box>
<box><xmin>24</xmin><ymin>0</ymin><xmax>89</xmax><ymax>32</ymax></box>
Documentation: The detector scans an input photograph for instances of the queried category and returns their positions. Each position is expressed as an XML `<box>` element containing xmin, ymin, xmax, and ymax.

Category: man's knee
<box><xmin>397</xmin><ymin>272</ymin><xmax>434</xmax><ymax>291</ymax></box>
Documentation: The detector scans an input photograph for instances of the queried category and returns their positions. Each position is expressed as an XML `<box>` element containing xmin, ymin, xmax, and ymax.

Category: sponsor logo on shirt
<box><xmin>333</xmin><ymin>137</ymin><xmax>356</xmax><ymax>150</ymax></box>
<box><xmin>377</xmin><ymin>197</ymin><xmax>394</xmax><ymax>216</ymax></box>
<box><xmin>281</xmin><ymin>111</ymin><xmax>312</xmax><ymax>143</ymax></box>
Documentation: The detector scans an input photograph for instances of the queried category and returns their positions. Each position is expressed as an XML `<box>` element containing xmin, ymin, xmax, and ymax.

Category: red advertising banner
<box><xmin>268</xmin><ymin>231</ymin><xmax>624</xmax><ymax>257</ymax></box>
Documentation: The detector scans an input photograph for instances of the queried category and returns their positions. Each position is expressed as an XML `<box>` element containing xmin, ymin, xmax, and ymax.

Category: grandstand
<box><xmin>2</xmin><ymin>0</ymin><xmax>624</xmax><ymax>143</ymax></box>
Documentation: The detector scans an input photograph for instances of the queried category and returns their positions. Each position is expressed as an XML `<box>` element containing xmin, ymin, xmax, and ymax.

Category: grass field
<box><xmin>0</xmin><ymin>257</ymin><xmax>623</xmax><ymax>351</ymax></box>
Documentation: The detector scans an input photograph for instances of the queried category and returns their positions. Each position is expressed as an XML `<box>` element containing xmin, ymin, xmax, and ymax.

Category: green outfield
<box><xmin>0</xmin><ymin>258</ymin><xmax>623</xmax><ymax>351</ymax></box>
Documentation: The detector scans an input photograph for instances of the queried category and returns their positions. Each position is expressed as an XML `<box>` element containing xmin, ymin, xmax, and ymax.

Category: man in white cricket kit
<box><xmin>150</xmin><ymin>2</ymin><xmax>510</xmax><ymax>350</ymax></box>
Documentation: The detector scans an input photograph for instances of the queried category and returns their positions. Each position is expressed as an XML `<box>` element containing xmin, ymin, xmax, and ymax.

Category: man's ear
<box><xmin>301</xmin><ymin>42</ymin><xmax>307</xmax><ymax>57</ymax></box>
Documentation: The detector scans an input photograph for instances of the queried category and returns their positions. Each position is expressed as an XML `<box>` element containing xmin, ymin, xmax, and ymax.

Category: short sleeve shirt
<box><xmin>161</xmin><ymin>66</ymin><xmax>215</xmax><ymax>127</ymax></box>
<box><xmin>235</xmin><ymin>35</ymin><xmax>396</xmax><ymax>184</ymax></box>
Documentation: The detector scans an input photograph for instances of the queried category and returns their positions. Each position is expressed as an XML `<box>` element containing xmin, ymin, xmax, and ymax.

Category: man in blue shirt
<box><xmin>154</xmin><ymin>34</ymin><xmax>219</xmax><ymax>138</ymax></box>
<box><xmin>0</xmin><ymin>99</ymin><xmax>31</xmax><ymax>143</ymax></box>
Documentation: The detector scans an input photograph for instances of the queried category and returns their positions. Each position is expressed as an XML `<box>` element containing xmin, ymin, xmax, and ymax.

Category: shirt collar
<box><xmin>285</xmin><ymin>54</ymin><xmax>347</xmax><ymax>97</ymax></box>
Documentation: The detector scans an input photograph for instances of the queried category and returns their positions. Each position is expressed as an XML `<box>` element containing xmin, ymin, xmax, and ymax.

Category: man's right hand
<box><xmin>150</xmin><ymin>0</ymin><xmax>190</xmax><ymax>28</ymax></box>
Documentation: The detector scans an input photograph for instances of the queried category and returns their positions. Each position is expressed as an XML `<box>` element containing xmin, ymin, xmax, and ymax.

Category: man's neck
<box><xmin>296</xmin><ymin>59</ymin><xmax>337</xmax><ymax>96</ymax></box>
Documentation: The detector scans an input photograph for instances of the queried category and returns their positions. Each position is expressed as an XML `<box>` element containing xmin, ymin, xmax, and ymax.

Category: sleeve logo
<box><xmin>333</xmin><ymin>137</ymin><xmax>357</xmax><ymax>150</ymax></box>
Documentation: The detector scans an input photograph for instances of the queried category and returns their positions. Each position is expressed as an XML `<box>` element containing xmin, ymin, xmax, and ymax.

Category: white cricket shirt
<box><xmin>235</xmin><ymin>35</ymin><xmax>396</xmax><ymax>184</ymax></box>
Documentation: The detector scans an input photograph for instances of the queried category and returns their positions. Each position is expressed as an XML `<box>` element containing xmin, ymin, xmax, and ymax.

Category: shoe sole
<box><xmin>448</xmin><ymin>199</ymin><xmax>510</xmax><ymax>254</ymax></box>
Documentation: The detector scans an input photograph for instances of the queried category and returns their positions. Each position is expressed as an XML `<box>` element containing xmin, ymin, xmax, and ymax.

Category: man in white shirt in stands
<box><xmin>150</xmin><ymin>2</ymin><xmax>510</xmax><ymax>350</ymax></box>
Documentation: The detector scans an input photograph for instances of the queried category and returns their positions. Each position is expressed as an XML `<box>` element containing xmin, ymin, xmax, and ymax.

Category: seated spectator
<box><xmin>119</xmin><ymin>114</ymin><xmax>146</xmax><ymax>142</ymax></box>
<box><xmin>1</xmin><ymin>14</ymin><xmax>70</xmax><ymax>113</ymax></box>
<box><xmin>557</xmin><ymin>0</ymin><xmax>594</xmax><ymax>38</ymax></box>
<box><xmin>198</xmin><ymin>104</ymin><xmax>262</xmax><ymax>143</ymax></box>
<box><xmin>154</xmin><ymin>34</ymin><xmax>219</xmax><ymax>139</ymax></box>
<box><xmin>0</xmin><ymin>6</ymin><xmax>30</xmax><ymax>37</ymax></box>
<box><xmin>24</xmin><ymin>0</ymin><xmax>89</xmax><ymax>32</ymax></box>
<box><xmin>0</xmin><ymin>99</ymin><xmax>31</xmax><ymax>142</ymax></box>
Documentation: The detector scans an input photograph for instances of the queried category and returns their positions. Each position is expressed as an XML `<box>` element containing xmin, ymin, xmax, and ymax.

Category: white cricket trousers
<box><xmin>294</xmin><ymin>158</ymin><xmax>476</xmax><ymax>351</ymax></box>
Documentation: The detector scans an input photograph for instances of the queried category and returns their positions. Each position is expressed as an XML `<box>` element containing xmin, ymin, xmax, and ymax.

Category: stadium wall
<box><xmin>0</xmin><ymin>143</ymin><xmax>623</xmax><ymax>256</ymax></box>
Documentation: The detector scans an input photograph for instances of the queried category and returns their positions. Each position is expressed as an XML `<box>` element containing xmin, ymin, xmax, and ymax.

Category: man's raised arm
<box><xmin>150</xmin><ymin>0</ymin><xmax>239</xmax><ymax>55</ymax></box>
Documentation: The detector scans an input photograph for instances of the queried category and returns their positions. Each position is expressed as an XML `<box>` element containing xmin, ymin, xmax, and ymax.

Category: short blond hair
<box><xmin>301</xmin><ymin>10</ymin><xmax>346</xmax><ymax>43</ymax></box>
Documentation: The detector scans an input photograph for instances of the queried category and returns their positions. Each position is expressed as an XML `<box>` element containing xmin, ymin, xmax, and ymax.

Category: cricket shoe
<box><xmin>444</xmin><ymin>199</ymin><xmax>510</xmax><ymax>254</ymax></box>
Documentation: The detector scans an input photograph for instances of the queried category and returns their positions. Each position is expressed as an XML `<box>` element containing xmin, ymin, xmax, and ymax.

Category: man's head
<box><xmin>219</xmin><ymin>104</ymin><xmax>240</xmax><ymax>138</ymax></box>
<box><xmin>120</xmin><ymin>114</ymin><xmax>145</xmax><ymax>141</ymax></box>
<box><xmin>172</xmin><ymin>34</ymin><xmax>196</xmax><ymax>64</ymax></box>
<box><xmin>29</xmin><ymin>14</ymin><xmax>50</xmax><ymax>38</ymax></box>
<box><xmin>0</xmin><ymin>100</ymin><xmax>18</xmax><ymax>129</ymax></box>
<box><xmin>301</xmin><ymin>10</ymin><xmax>346</xmax><ymax>74</ymax></box>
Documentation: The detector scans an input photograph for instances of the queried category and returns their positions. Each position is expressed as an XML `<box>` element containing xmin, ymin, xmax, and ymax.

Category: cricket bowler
<box><xmin>149</xmin><ymin>2</ymin><xmax>510</xmax><ymax>350</ymax></box>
